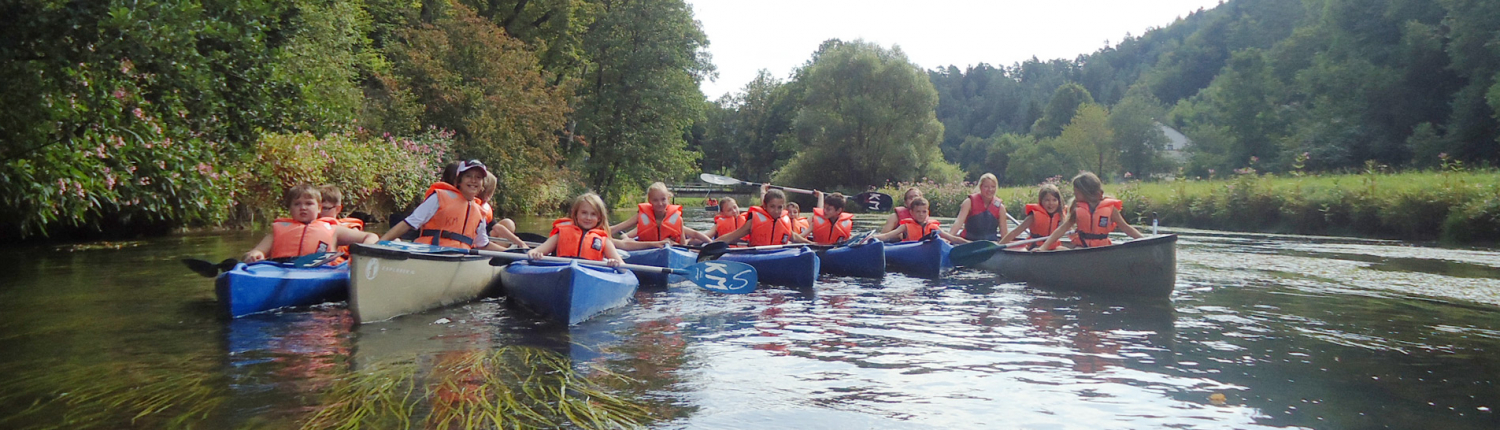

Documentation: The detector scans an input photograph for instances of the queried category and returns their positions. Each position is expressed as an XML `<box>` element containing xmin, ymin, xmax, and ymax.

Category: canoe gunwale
<box><xmin>995</xmin><ymin>234</ymin><xmax>1178</xmax><ymax>257</ymax></box>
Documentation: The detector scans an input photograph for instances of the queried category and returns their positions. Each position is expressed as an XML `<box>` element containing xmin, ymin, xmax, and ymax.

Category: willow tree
<box><xmin>775</xmin><ymin>40</ymin><xmax>960</xmax><ymax>190</ymax></box>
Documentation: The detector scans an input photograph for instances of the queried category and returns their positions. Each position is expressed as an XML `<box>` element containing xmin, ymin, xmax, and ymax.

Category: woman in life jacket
<box><xmin>714</xmin><ymin>187</ymin><xmax>815</xmax><ymax>247</ymax></box>
<box><xmin>999</xmin><ymin>183</ymin><xmax>1065</xmax><ymax>250</ymax></box>
<box><xmin>527</xmin><ymin>193</ymin><xmax>626</xmax><ymax>266</ymax></box>
<box><xmin>609</xmin><ymin>182</ymin><xmax>712</xmax><ymax>246</ymax></box>
<box><xmin>709</xmin><ymin>196</ymin><xmax>746</xmax><ymax>241</ymax></box>
<box><xmin>380</xmin><ymin>160</ymin><xmax>511</xmax><ymax>250</ymax></box>
<box><xmin>1036</xmin><ymin>172</ymin><xmax>1144</xmax><ymax>251</ymax></box>
<box><xmin>949</xmin><ymin>173</ymin><xmax>1009</xmax><ymax>241</ymax></box>
<box><xmin>872</xmin><ymin>197</ymin><xmax>970</xmax><ymax>244</ymax></box>
<box><xmin>880</xmin><ymin>186</ymin><xmax>924</xmax><ymax>233</ymax></box>
<box><xmin>243</xmin><ymin>184</ymin><xmax>377</xmax><ymax>263</ymax></box>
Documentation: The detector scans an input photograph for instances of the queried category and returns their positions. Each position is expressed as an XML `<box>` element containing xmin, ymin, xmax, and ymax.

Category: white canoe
<box><xmin>348</xmin><ymin>241</ymin><xmax>503</xmax><ymax>324</ymax></box>
<box><xmin>976</xmin><ymin>234</ymin><xmax>1178</xmax><ymax>297</ymax></box>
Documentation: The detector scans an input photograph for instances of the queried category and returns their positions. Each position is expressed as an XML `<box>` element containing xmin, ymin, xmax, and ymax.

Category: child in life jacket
<box><xmin>528</xmin><ymin>193</ymin><xmax>627</xmax><ymax>266</ymax></box>
<box><xmin>949</xmin><ymin>173</ymin><xmax>1008</xmax><ymax>241</ymax></box>
<box><xmin>786</xmin><ymin>202</ymin><xmax>811</xmax><ymax>236</ymax></box>
<box><xmin>807</xmin><ymin>191</ymin><xmax>857</xmax><ymax>245</ymax></box>
<box><xmin>478</xmin><ymin>171</ymin><xmax>529</xmax><ymax>249</ymax></box>
<box><xmin>609</xmin><ymin>182</ymin><xmax>712</xmax><ymax>245</ymax></box>
<box><xmin>998</xmin><ymin>183</ymin><xmax>1064</xmax><ymax>250</ymax></box>
<box><xmin>714</xmin><ymin>188</ymin><xmax>815</xmax><ymax>246</ymax></box>
<box><xmin>316</xmin><ymin>184</ymin><xmax>367</xmax><ymax>264</ymax></box>
<box><xmin>243</xmin><ymin>184</ymin><xmax>378</xmax><ymax>263</ymax></box>
<box><xmin>1037</xmin><ymin>172</ymin><xmax>1144</xmax><ymax>250</ymax></box>
<box><xmin>709</xmin><ymin>196</ymin><xmax>745</xmax><ymax>241</ymax></box>
<box><xmin>880</xmin><ymin>186</ymin><xmax>924</xmax><ymax>233</ymax></box>
<box><xmin>380</xmin><ymin>160</ymin><xmax>508</xmax><ymax>250</ymax></box>
<box><xmin>872</xmin><ymin>197</ymin><xmax>970</xmax><ymax>244</ymax></box>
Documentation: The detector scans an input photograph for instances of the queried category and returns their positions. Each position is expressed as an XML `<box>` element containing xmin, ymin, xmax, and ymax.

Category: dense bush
<box><xmin>237</xmin><ymin>130</ymin><xmax>454</xmax><ymax>222</ymax></box>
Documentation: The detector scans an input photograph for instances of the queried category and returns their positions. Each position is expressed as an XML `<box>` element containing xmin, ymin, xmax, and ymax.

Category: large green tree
<box><xmin>1031</xmin><ymin>83</ymin><xmax>1096</xmax><ymax>138</ymax></box>
<box><xmin>775</xmin><ymin>40</ymin><xmax>961</xmax><ymax>189</ymax></box>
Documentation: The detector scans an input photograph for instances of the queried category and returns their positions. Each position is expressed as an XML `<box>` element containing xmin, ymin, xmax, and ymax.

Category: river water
<box><xmin>1</xmin><ymin>210</ymin><xmax>1497</xmax><ymax>429</ymax></box>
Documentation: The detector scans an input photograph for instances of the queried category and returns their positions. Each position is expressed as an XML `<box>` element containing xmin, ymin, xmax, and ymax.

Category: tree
<box><xmin>774</xmin><ymin>40</ymin><xmax>961</xmax><ymax>189</ymax></box>
<box><xmin>1031</xmin><ymin>83</ymin><xmax>1095</xmax><ymax>137</ymax></box>
<box><xmin>1052</xmin><ymin>104</ymin><xmax>1117</xmax><ymax>176</ymax></box>
<box><xmin>1108</xmin><ymin>90</ymin><xmax>1168</xmax><ymax>177</ymax></box>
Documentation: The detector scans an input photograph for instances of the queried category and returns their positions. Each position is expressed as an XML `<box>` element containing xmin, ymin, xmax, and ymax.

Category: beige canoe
<box><xmin>348</xmin><ymin>241</ymin><xmax>503</xmax><ymax>324</ymax></box>
<box><xmin>975</xmin><ymin>234</ymin><xmax>1178</xmax><ymax>297</ymax></box>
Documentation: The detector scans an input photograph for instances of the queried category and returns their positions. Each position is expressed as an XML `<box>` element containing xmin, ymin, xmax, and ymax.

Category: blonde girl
<box><xmin>949</xmin><ymin>173</ymin><xmax>1008</xmax><ymax>241</ymax></box>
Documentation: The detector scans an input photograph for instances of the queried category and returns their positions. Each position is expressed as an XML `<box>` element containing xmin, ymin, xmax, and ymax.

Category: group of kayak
<box><xmin>212</xmin><ymin>162</ymin><xmax>1175</xmax><ymax>325</ymax></box>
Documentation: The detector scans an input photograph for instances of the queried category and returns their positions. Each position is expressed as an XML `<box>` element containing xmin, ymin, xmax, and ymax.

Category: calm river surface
<box><xmin>1</xmin><ymin>210</ymin><xmax>1498</xmax><ymax>429</ymax></box>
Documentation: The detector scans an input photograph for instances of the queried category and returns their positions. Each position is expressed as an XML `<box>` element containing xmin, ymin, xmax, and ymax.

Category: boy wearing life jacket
<box><xmin>880</xmin><ymin>186</ymin><xmax>924</xmax><ymax>233</ymax></box>
<box><xmin>786</xmin><ymin>202</ymin><xmax>810</xmax><ymax>236</ymax></box>
<box><xmin>380</xmin><ymin>160</ymin><xmax>509</xmax><ymax>250</ymax></box>
<box><xmin>999</xmin><ymin>183</ymin><xmax>1065</xmax><ymax>250</ymax></box>
<box><xmin>243</xmin><ymin>184</ymin><xmax>378</xmax><ymax>263</ymax></box>
<box><xmin>710</xmin><ymin>197</ymin><xmax>746</xmax><ymax>241</ymax></box>
<box><xmin>609</xmin><ymin>182</ymin><xmax>712</xmax><ymax>245</ymax></box>
<box><xmin>949</xmin><ymin>173</ymin><xmax>1008</xmax><ymax>241</ymax></box>
<box><xmin>316</xmin><ymin>185</ymin><xmax>366</xmax><ymax>231</ymax></box>
<box><xmin>528</xmin><ymin>193</ymin><xmax>626</xmax><ymax>266</ymax></box>
<box><xmin>808</xmin><ymin>191</ymin><xmax>856</xmax><ymax>245</ymax></box>
<box><xmin>714</xmin><ymin>188</ymin><xmax>815</xmax><ymax>246</ymax></box>
<box><xmin>1037</xmin><ymin>172</ymin><xmax>1144</xmax><ymax>251</ymax></box>
<box><xmin>872</xmin><ymin>197</ymin><xmax>970</xmax><ymax>244</ymax></box>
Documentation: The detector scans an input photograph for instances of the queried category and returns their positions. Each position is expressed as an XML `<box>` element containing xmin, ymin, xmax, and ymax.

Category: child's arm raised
<box><xmin>1111</xmin><ymin>211</ymin><xmax>1145</xmax><ymax>239</ymax></box>
<box><xmin>526</xmin><ymin>235</ymin><xmax>560</xmax><ymax>260</ymax></box>
<box><xmin>999</xmin><ymin>215</ymin><xmax>1033</xmax><ymax>244</ymax></box>
<box><xmin>243</xmin><ymin>233</ymin><xmax>275</xmax><ymax>263</ymax></box>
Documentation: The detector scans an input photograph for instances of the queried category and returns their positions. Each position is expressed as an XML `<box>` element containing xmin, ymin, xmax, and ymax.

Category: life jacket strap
<box><xmin>1077</xmin><ymin>231</ymin><xmax>1110</xmax><ymax>240</ymax></box>
<box><xmin>418</xmin><ymin>229</ymin><xmax>475</xmax><ymax>246</ymax></box>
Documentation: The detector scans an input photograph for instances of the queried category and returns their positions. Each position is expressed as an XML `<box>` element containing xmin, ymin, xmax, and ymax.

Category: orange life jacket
<box><xmin>269</xmin><ymin>218</ymin><xmax>337</xmax><ymax>260</ymax></box>
<box><xmin>746</xmin><ymin>206</ymin><xmax>794</xmax><ymax>246</ymax></box>
<box><xmin>1070</xmin><ymin>198</ymin><xmax>1123</xmax><ymax>248</ymax></box>
<box><xmin>478</xmin><ymin>201</ymin><xmax>494</xmax><ymax>224</ymax></box>
<box><xmin>962</xmin><ymin>193</ymin><xmax>1003</xmax><ymax>241</ymax></box>
<box><xmin>1023</xmin><ymin>203</ymin><xmax>1063</xmax><ymax>250</ymax></box>
<box><xmin>635</xmin><ymin>203</ymin><xmax>684</xmax><ymax>242</ymax></box>
<box><xmin>414</xmin><ymin>182</ymin><xmax>484</xmax><ymax>249</ymax></box>
<box><xmin>792</xmin><ymin>216</ymin><xmax>810</xmax><ymax>236</ymax></box>
<box><xmin>810</xmin><ymin>208</ymin><xmax>854</xmax><ymax>245</ymax></box>
<box><xmin>550</xmin><ymin>218</ymin><xmax>608</xmax><ymax>260</ymax></box>
<box><xmin>900</xmin><ymin>218</ymin><xmax>942</xmax><ymax>242</ymax></box>
<box><xmin>714</xmin><ymin>212</ymin><xmax>746</xmax><ymax>238</ymax></box>
<box><xmin>328</xmin><ymin>217</ymin><xmax>364</xmax><ymax>265</ymax></box>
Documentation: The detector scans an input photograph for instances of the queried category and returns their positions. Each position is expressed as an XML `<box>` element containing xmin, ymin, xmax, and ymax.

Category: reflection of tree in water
<box><xmin>1023</xmin><ymin>294</ymin><xmax>1176</xmax><ymax>374</ymax></box>
<box><xmin>595</xmin><ymin>315</ymin><xmax>699</xmax><ymax>421</ymax></box>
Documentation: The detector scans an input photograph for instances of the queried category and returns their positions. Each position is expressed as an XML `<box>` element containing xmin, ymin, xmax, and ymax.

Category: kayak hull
<box><xmin>976</xmin><ymin>235</ymin><xmax>1178</xmax><ymax>297</ymax></box>
<box><xmin>501</xmin><ymin>260</ymin><xmax>639</xmax><ymax>325</ymax></box>
<box><xmin>884</xmin><ymin>240</ymin><xmax>953</xmax><ymax>279</ymax></box>
<box><xmin>621</xmin><ymin>246</ymin><xmax>696</xmax><ymax>285</ymax></box>
<box><xmin>817</xmin><ymin>241</ymin><xmax>885</xmax><ymax>278</ymax></box>
<box><xmin>348</xmin><ymin>241</ymin><xmax>503</xmax><ymax>324</ymax></box>
<box><xmin>215</xmin><ymin>262</ymin><xmax>349</xmax><ymax>317</ymax></box>
<box><xmin>718</xmin><ymin>247</ymin><xmax>820</xmax><ymax>288</ymax></box>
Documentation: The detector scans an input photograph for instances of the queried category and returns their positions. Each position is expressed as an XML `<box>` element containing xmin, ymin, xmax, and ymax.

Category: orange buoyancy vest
<box><xmin>810</xmin><ymin>208</ymin><xmax>854</xmax><ymax>245</ymax></box>
<box><xmin>714</xmin><ymin>212</ymin><xmax>746</xmax><ymax>238</ymax></box>
<box><xmin>415</xmin><ymin>182</ymin><xmax>485</xmax><ymax>249</ymax></box>
<box><xmin>550</xmin><ymin>218</ymin><xmax>608</xmax><ymax>260</ymax></box>
<box><xmin>962</xmin><ymin>193</ymin><xmax>1004</xmax><ymax>241</ymax></box>
<box><xmin>478</xmin><ymin>201</ymin><xmax>494</xmax><ymax>224</ymax></box>
<box><xmin>336</xmin><ymin>217</ymin><xmax>365</xmax><ymax>231</ymax></box>
<box><xmin>899</xmin><ymin>218</ymin><xmax>942</xmax><ymax>242</ymax></box>
<box><xmin>746</xmin><ymin>206</ymin><xmax>794</xmax><ymax>246</ymax></box>
<box><xmin>1070</xmin><ymin>198</ymin><xmax>1123</xmax><ymax>248</ymax></box>
<box><xmin>793</xmin><ymin>217</ymin><xmax>810</xmax><ymax>235</ymax></box>
<box><xmin>269</xmin><ymin>218</ymin><xmax>337</xmax><ymax>260</ymax></box>
<box><xmin>1023</xmin><ymin>203</ymin><xmax>1063</xmax><ymax>250</ymax></box>
<box><xmin>635</xmin><ymin>203</ymin><xmax>684</xmax><ymax>242</ymax></box>
<box><xmin>327</xmin><ymin>216</ymin><xmax>364</xmax><ymax>264</ymax></box>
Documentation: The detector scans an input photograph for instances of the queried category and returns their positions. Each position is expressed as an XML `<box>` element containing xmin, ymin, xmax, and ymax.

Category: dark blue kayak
<box><xmin>817</xmin><ymin>240</ymin><xmax>885</xmax><ymax>278</ymax></box>
<box><xmin>718</xmin><ymin>246</ymin><xmax>820</xmax><ymax>288</ymax></box>
<box><xmin>621</xmin><ymin>246</ymin><xmax>696</xmax><ymax>286</ymax></box>
<box><xmin>215</xmin><ymin>261</ymin><xmax>349</xmax><ymax>317</ymax></box>
<box><xmin>883</xmin><ymin>239</ymin><xmax>953</xmax><ymax>279</ymax></box>
<box><xmin>500</xmin><ymin>260</ymin><xmax>639</xmax><ymax>325</ymax></box>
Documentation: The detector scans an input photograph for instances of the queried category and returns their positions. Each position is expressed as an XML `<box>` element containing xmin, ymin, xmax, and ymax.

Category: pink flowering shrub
<box><xmin>239</xmin><ymin>129</ymin><xmax>454</xmax><ymax>222</ymax></box>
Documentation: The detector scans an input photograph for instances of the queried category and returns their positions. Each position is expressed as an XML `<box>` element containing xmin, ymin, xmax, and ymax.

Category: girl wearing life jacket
<box><xmin>528</xmin><ymin>193</ymin><xmax>626</xmax><ymax>266</ymax></box>
<box><xmin>1037</xmin><ymin>172</ymin><xmax>1144</xmax><ymax>251</ymax></box>
<box><xmin>808</xmin><ymin>191</ymin><xmax>856</xmax><ymax>245</ymax></box>
<box><xmin>714</xmin><ymin>187</ymin><xmax>815</xmax><ymax>247</ymax></box>
<box><xmin>949</xmin><ymin>173</ymin><xmax>1009</xmax><ymax>242</ymax></box>
<box><xmin>609</xmin><ymin>182</ymin><xmax>712</xmax><ymax>245</ymax></box>
<box><xmin>476</xmin><ymin>171</ymin><xmax>529</xmax><ymax>249</ymax></box>
<box><xmin>381</xmin><ymin>161</ymin><xmax>510</xmax><ymax>250</ymax></box>
<box><xmin>999</xmin><ymin>183</ymin><xmax>1065</xmax><ymax>250</ymax></box>
<box><xmin>243</xmin><ymin>184</ymin><xmax>378</xmax><ymax>263</ymax></box>
<box><xmin>880</xmin><ymin>186</ymin><xmax>924</xmax><ymax>233</ymax></box>
<box><xmin>787</xmin><ymin>202</ymin><xmax>811</xmax><ymax>236</ymax></box>
<box><xmin>873</xmin><ymin>197</ymin><xmax>970</xmax><ymax>244</ymax></box>
<box><xmin>709</xmin><ymin>197</ymin><xmax>746</xmax><ymax>240</ymax></box>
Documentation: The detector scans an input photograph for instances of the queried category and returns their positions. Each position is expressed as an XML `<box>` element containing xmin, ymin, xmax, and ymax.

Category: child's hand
<box><xmin>605</xmin><ymin>257</ymin><xmax>623</xmax><ymax>267</ymax></box>
<box><xmin>652</xmin><ymin>240</ymin><xmax>668</xmax><ymax>248</ymax></box>
<box><xmin>526</xmin><ymin>249</ymin><xmax>543</xmax><ymax>260</ymax></box>
<box><xmin>243</xmin><ymin>250</ymin><xmax>266</xmax><ymax>263</ymax></box>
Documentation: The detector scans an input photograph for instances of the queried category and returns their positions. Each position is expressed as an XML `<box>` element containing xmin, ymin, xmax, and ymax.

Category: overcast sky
<box><xmin>689</xmin><ymin>0</ymin><xmax>1224</xmax><ymax>99</ymax></box>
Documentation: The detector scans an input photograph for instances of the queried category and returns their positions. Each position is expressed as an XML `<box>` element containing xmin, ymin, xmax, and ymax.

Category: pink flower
<box><xmin>105</xmin><ymin>175</ymin><xmax>116</xmax><ymax>190</ymax></box>
<box><xmin>156</xmin><ymin>160</ymin><xmax>165</xmax><ymax>169</ymax></box>
<box><xmin>1250</xmin><ymin>156</ymin><xmax>1259</xmax><ymax>163</ymax></box>
<box><xmin>1124</xmin><ymin>172</ymin><xmax>1133</xmax><ymax>178</ymax></box>
<box><xmin>120</xmin><ymin>59</ymin><xmax>134</xmax><ymax>75</ymax></box>
<box><xmin>112</xmin><ymin>88</ymin><xmax>128</xmax><ymax>101</ymax></box>
<box><xmin>57</xmin><ymin>179</ymin><xmax>66</xmax><ymax>195</ymax></box>
<box><xmin>196</xmin><ymin>163</ymin><xmax>212</xmax><ymax>175</ymax></box>
<box><xmin>132</xmin><ymin>108</ymin><xmax>145</xmax><ymax>120</ymax></box>
<box><xmin>1438</xmin><ymin>152</ymin><xmax>1449</xmax><ymax>160</ymax></box>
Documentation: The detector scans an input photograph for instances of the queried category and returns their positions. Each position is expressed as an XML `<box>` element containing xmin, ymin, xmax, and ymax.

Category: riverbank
<box><xmin>881</xmin><ymin>171</ymin><xmax>1500</xmax><ymax>245</ymax></box>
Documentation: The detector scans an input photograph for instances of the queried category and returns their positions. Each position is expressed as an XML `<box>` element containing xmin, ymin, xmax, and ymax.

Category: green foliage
<box><xmin>1051</xmin><ymin>103</ymin><xmax>1116</xmax><ymax>176</ymax></box>
<box><xmin>774</xmin><ymin>40</ymin><xmax>961</xmax><ymax>189</ymax></box>
<box><xmin>1031</xmin><ymin>83</ymin><xmax>1096</xmax><ymax>137</ymax></box>
<box><xmin>240</xmin><ymin>131</ymin><xmax>454</xmax><ymax>221</ymax></box>
<box><xmin>695</xmin><ymin>70</ymin><xmax>798</xmax><ymax>182</ymax></box>
<box><xmin>1108</xmin><ymin>90</ymin><xmax>1169</xmax><ymax>177</ymax></box>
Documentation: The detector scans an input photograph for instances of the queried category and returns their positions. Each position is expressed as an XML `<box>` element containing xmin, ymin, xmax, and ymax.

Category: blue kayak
<box><xmin>621</xmin><ymin>246</ymin><xmax>696</xmax><ymax>286</ymax></box>
<box><xmin>718</xmin><ymin>246</ymin><xmax>820</xmax><ymax>288</ymax></box>
<box><xmin>500</xmin><ymin>260</ymin><xmax>639</xmax><ymax>325</ymax></box>
<box><xmin>215</xmin><ymin>261</ymin><xmax>349</xmax><ymax>317</ymax></box>
<box><xmin>883</xmin><ymin>239</ymin><xmax>953</xmax><ymax>279</ymax></box>
<box><xmin>817</xmin><ymin>240</ymin><xmax>885</xmax><ymax>278</ymax></box>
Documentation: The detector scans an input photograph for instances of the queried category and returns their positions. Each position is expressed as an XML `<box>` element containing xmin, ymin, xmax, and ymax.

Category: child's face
<box><xmin>319</xmin><ymin>201</ymin><xmax>340</xmax><ymax>219</ymax></box>
<box><xmin>575</xmin><ymin>204</ymin><xmax>602</xmax><ymax>230</ymax></box>
<box><xmin>459</xmin><ymin>170</ymin><xmax>485</xmax><ymax>199</ymax></box>
<box><xmin>289</xmin><ymin>195</ymin><xmax>320</xmax><ymax>223</ymax></box>
<box><xmin>911</xmin><ymin>206</ymin><xmax>930</xmax><ymax>223</ymax></box>
<box><xmin>789</xmin><ymin>206</ymin><xmax>800</xmax><ymax>218</ymax></box>
<box><xmin>904</xmin><ymin>190</ymin><xmax>922</xmax><ymax>205</ymax></box>
<box><xmin>763</xmin><ymin>198</ymin><xmax>785</xmax><ymax>219</ymax></box>
<box><xmin>1042</xmin><ymin>194</ymin><xmax>1060</xmax><ymax>212</ymax></box>
<box><xmin>720</xmin><ymin>201</ymin><xmax>738</xmax><ymax>216</ymax></box>
<box><xmin>823</xmin><ymin>204</ymin><xmax>841</xmax><ymax>218</ymax></box>
<box><xmin>648</xmin><ymin>189</ymin><xmax>670</xmax><ymax>211</ymax></box>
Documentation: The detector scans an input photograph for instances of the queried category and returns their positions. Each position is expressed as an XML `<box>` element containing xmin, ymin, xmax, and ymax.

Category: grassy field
<box><xmin>881</xmin><ymin>170</ymin><xmax>1500</xmax><ymax>245</ymax></box>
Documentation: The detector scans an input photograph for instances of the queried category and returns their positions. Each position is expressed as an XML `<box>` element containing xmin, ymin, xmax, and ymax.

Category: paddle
<box><xmin>693</xmin><ymin>229</ymin><xmax>875</xmax><ymax>262</ymax></box>
<box><xmin>949</xmin><ymin>236</ymin><xmax>1058</xmax><ymax>267</ymax></box>
<box><xmin>477</xmin><ymin>249</ymin><xmax>758</xmax><ymax>294</ymax></box>
<box><xmin>851</xmin><ymin>192</ymin><xmax>896</xmax><ymax>212</ymax></box>
<box><xmin>699</xmin><ymin>173</ymin><xmax>893</xmax><ymax>211</ymax></box>
<box><xmin>180</xmin><ymin>252</ymin><xmax>338</xmax><ymax>278</ymax></box>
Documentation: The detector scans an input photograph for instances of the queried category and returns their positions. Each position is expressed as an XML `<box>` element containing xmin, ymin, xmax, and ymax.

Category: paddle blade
<box><xmin>699</xmin><ymin>173</ymin><xmax>743</xmax><ymax>186</ymax></box>
<box><xmin>696</xmin><ymin>242</ymin><xmax>729</xmax><ymax>262</ymax></box>
<box><xmin>682</xmin><ymin>260</ymin><xmax>757</xmax><ymax>294</ymax></box>
<box><xmin>182</xmin><ymin>258</ymin><xmax>224</xmax><ymax>278</ymax></box>
<box><xmin>950</xmin><ymin>241</ymin><xmax>1002</xmax><ymax>267</ymax></box>
<box><xmin>853</xmin><ymin>192</ymin><xmax>895</xmax><ymax>212</ymax></box>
